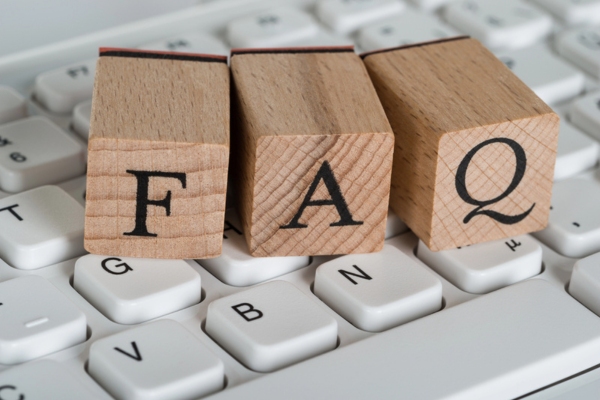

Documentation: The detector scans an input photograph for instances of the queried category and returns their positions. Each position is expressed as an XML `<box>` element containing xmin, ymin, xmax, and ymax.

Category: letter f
<box><xmin>123</xmin><ymin>170</ymin><xmax>186</xmax><ymax>237</ymax></box>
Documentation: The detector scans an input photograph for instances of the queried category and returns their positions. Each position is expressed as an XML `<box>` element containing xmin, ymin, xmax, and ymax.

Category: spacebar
<box><xmin>207</xmin><ymin>279</ymin><xmax>600</xmax><ymax>400</ymax></box>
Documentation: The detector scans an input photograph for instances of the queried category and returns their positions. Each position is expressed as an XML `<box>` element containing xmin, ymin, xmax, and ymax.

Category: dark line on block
<box><xmin>360</xmin><ymin>36</ymin><xmax>470</xmax><ymax>59</ymax></box>
<box><xmin>99</xmin><ymin>47</ymin><xmax>228</xmax><ymax>63</ymax></box>
<box><xmin>230</xmin><ymin>45</ymin><xmax>355</xmax><ymax>57</ymax></box>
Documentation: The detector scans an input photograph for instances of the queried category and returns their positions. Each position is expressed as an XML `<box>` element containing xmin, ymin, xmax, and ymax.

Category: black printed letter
<box><xmin>338</xmin><ymin>265</ymin><xmax>372</xmax><ymax>285</ymax></box>
<box><xmin>123</xmin><ymin>170</ymin><xmax>186</xmax><ymax>237</ymax></box>
<box><xmin>232</xmin><ymin>303</ymin><xmax>263</xmax><ymax>322</ymax></box>
<box><xmin>280</xmin><ymin>161</ymin><xmax>363</xmax><ymax>229</ymax></box>
<box><xmin>101</xmin><ymin>257</ymin><xmax>133</xmax><ymax>275</ymax></box>
<box><xmin>505</xmin><ymin>239</ymin><xmax>521</xmax><ymax>252</ymax></box>
<box><xmin>0</xmin><ymin>205</ymin><xmax>22</xmax><ymax>221</ymax></box>
<box><xmin>0</xmin><ymin>385</ymin><xmax>23</xmax><ymax>400</ymax></box>
<box><xmin>455</xmin><ymin>138</ymin><xmax>534</xmax><ymax>225</ymax></box>
<box><xmin>114</xmin><ymin>341</ymin><xmax>142</xmax><ymax>361</ymax></box>
<box><xmin>223</xmin><ymin>220</ymin><xmax>242</xmax><ymax>239</ymax></box>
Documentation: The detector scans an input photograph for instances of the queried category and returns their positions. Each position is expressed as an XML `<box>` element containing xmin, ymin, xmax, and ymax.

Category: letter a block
<box><xmin>231</xmin><ymin>47</ymin><xmax>394</xmax><ymax>257</ymax></box>
<box><xmin>363</xmin><ymin>37</ymin><xmax>559</xmax><ymax>251</ymax></box>
<box><xmin>84</xmin><ymin>48</ymin><xmax>229</xmax><ymax>259</ymax></box>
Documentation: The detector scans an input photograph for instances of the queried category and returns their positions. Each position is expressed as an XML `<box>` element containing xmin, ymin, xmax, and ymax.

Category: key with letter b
<box><xmin>205</xmin><ymin>280</ymin><xmax>337</xmax><ymax>372</ymax></box>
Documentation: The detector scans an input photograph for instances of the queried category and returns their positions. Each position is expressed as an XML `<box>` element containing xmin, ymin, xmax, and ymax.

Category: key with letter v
<box><xmin>89</xmin><ymin>320</ymin><xmax>224</xmax><ymax>400</ymax></box>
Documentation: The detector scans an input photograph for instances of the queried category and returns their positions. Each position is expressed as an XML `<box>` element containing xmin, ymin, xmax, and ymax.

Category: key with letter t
<box><xmin>363</xmin><ymin>37</ymin><xmax>559</xmax><ymax>251</ymax></box>
<box><xmin>230</xmin><ymin>46</ymin><xmax>394</xmax><ymax>256</ymax></box>
<box><xmin>84</xmin><ymin>48</ymin><xmax>229</xmax><ymax>259</ymax></box>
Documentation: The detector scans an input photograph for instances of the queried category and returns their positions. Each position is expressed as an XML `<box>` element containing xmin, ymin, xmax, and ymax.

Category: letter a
<box><xmin>280</xmin><ymin>161</ymin><xmax>363</xmax><ymax>229</ymax></box>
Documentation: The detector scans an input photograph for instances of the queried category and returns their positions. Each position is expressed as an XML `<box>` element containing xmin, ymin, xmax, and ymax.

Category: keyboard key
<box><xmin>226</xmin><ymin>8</ymin><xmax>319</xmax><ymax>48</ymax></box>
<box><xmin>88</xmin><ymin>319</ymin><xmax>224</xmax><ymax>400</ymax></box>
<box><xmin>205</xmin><ymin>280</ymin><xmax>337</xmax><ymax>372</ymax></box>
<box><xmin>34</xmin><ymin>59</ymin><xmax>96</xmax><ymax>113</ymax></box>
<box><xmin>284</xmin><ymin>31</ymin><xmax>354</xmax><ymax>48</ymax></box>
<box><xmin>497</xmin><ymin>44</ymin><xmax>585</xmax><ymax>105</ymax></box>
<box><xmin>198</xmin><ymin>210</ymin><xmax>308</xmax><ymax>287</ymax></box>
<box><xmin>569</xmin><ymin>251</ymin><xmax>600</xmax><ymax>316</ymax></box>
<box><xmin>140</xmin><ymin>32</ymin><xmax>228</xmax><ymax>56</ymax></box>
<box><xmin>570</xmin><ymin>91</ymin><xmax>600</xmax><ymax>141</ymax></box>
<box><xmin>316</xmin><ymin>0</ymin><xmax>405</xmax><ymax>34</ymax></box>
<box><xmin>385</xmin><ymin>209</ymin><xmax>408</xmax><ymax>239</ymax></box>
<box><xmin>0</xmin><ymin>276</ymin><xmax>86</xmax><ymax>364</ymax></box>
<box><xmin>533</xmin><ymin>178</ymin><xmax>600</xmax><ymax>258</ymax></box>
<box><xmin>56</xmin><ymin>175</ymin><xmax>86</xmax><ymax>206</ymax></box>
<box><xmin>531</xmin><ymin>0</ymin><xmax>600</xmax><ymax>26</ymax></box>
<box><xmin>407</xmin><ymin>0</ymin><xmax>452</xmax><ymax>11</ymax></box>
<box><xmin>357</xmin><ymin>9</ymin><xmax>459</xmax><ymax>52</ymax></box>
<box><xmin>0</xmin><ymin>186</ymin><xmax>85</xmax><ymax>270</ymax></box>
<box><xmin>0</xmin><ymin>86</ymin><xmax>26</xmax><ymax>125</ymax></box>
<box><xmin>74</xmin><ymin>254</ymin><xmax>201</xmax><ymax>324</ymax></box>
<box><xmin>443</xmin><ymin>0</ymin><xmax>553</xmax><ymax>50</ymax></box>
<box><xmin>0</xmin><ymin>116</ymin><xmax>86</xmax><ymax>192</ymax></box>
<box><xmin>315</xmin><ymin>245</ymin><xmax>442</xmax><ymax>331</ymax></box>
<box><xmin>0</xmin><ymin>360</ymin><xmax>96</xmax><ymax>400</ymax></box>
<box><xmin>555</xmin><ymin>120</ymin><xmax>599</xmax><ymax>180</ymax></box>
<box><xmin>417</xmin><ymin>235</ymin><xmax>542</xmax><ymax>294</ymax></box>
<box><xmin>71</xmin><ymin>99</ymin><xmax>91</xmax><ymax>140</ymax></box>
<box><xmin>557</xmin><ymin>27</ymin><xmax>600</xmax><ymax>78</ymax></box>
<box><xmin>206</xmin><ymin>280</ymin><xmax>600</xmax><ymax>400</ymax></box>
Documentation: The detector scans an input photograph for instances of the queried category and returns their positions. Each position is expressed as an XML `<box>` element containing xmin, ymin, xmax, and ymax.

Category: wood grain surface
<box><xmin>363</xmin><ymin>37</ymin><xmax>559</xmax><ymax>251</ymax></box>
<box><xmin>231</xmin><ymin>48</ymin><xmax>394</xmax><ymax>257</ymax></box>
<box><xmin>85</xmin><ymin>50</ymin><xmax>229</xmax><ymax>259</ymax></box>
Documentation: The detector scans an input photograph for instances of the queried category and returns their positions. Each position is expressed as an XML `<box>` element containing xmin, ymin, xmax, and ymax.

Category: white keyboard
<box><xmin>2</xmin><ymin>0</ymin><xmax>600</xmax><ymax>399</ymax></box>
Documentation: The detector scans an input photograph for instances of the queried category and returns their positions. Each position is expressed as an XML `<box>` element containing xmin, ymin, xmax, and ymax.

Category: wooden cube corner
<box><xmin>364</xmin><ymin>37</ymin><xmax>559</xmax><ymax>251</ymax></box>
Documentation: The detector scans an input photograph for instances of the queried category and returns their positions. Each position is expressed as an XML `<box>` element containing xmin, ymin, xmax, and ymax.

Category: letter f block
<box><xmin>84</xmin><ymin>48</ymin><xmax>229</xmax><ymax>259</ymax></box>
<box><xmin>231</xmin><ymin>47</ymin><xmax>394</xmax><ymax>257</ymax></box>
<box><xmin>363</xmin><ymin>37</ymin><xmax>559</xmax><ymax>251</ymax></box>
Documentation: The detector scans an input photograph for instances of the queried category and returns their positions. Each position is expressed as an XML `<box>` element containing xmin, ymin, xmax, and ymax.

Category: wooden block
<box><xmin>84</xmin><ymin>48</ymin><xmax>229</xmax><ymax>259</ymax></box>
<box><xmin>362</xmin><ymin>37</ymin><xmax>559</xmax><ymax>251</ymax></box>
<box><xmin>230</xmin><ymin>47</ymin><xmax>394</xmax><ymax>257</ymax></box>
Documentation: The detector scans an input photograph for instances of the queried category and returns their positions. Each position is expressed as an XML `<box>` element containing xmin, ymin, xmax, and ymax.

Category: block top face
<box><xmin>362</xmin><ymin>37</ymin><xmax>554</xmax><ymax>137</ymax></box>
<box><xmin>89</xmin><ymin>48</ymin><xmax>229</xmax><ymax>146</ymax></box>
<box><xmin>230</xmin><ymin>47</ymin><xmax>391</xmax><ymax>139</ymax></box>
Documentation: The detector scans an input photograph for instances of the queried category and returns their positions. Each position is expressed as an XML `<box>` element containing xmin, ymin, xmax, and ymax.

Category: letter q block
<box><xmin>84</xmin><ymin>48</ymin><xmax>229</xmax><ymax>259</ymax></box>
<box><xmin>363</xmin><ymin>37</ymin><xmax>559</xmax><ymax>251</ymax></box>
<box><xmin>231</xmin><ymin>47</ymin><xmax>394</xmax><ymax>257</ymax></box>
